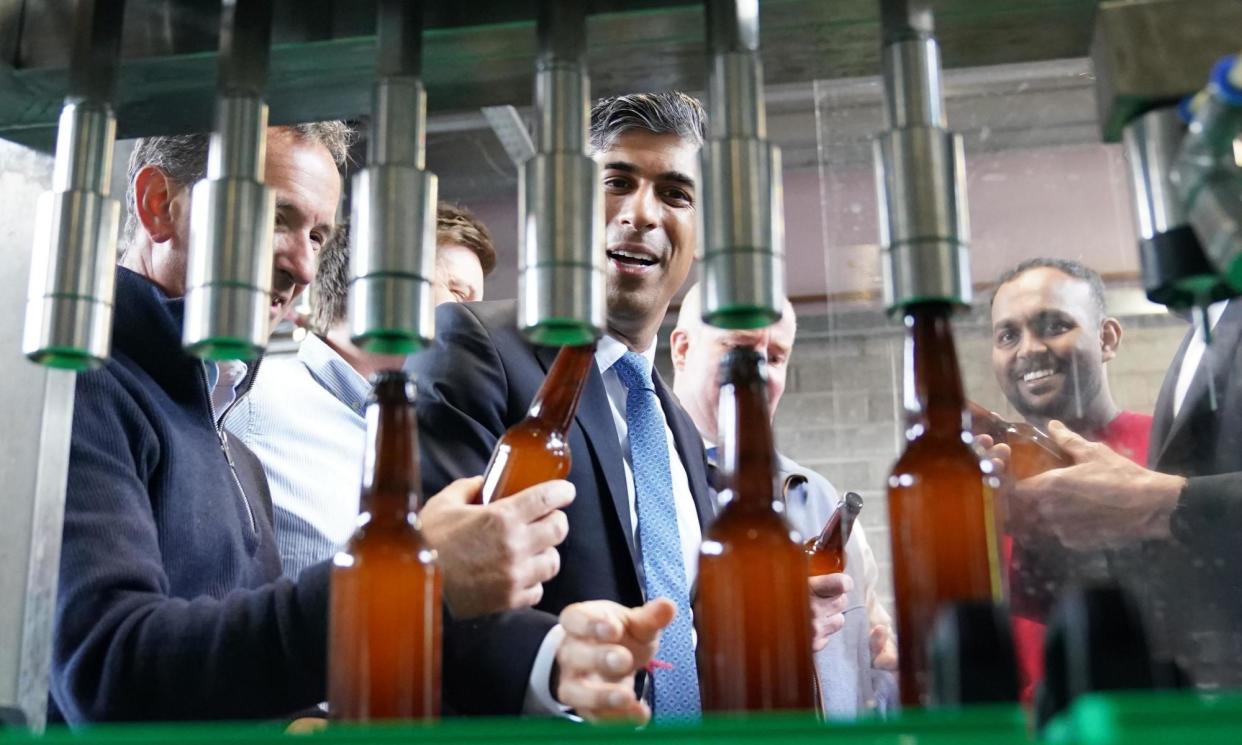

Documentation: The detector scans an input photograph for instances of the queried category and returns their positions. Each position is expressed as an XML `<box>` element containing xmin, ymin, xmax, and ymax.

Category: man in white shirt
<box><xmin>670</xmin><ymin>283</ymin><xmax>898</xmax><ymax>717</ymax></box>
<box><xmin>227</xmin><ymin>204</ymin><xmax>574</xmax><ymax>619</ymax></box>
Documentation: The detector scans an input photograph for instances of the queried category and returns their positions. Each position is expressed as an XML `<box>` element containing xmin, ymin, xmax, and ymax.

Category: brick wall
<box><xmin>737</xmin><ymin>303</ymin><xmax>1187</xmax><ymax>613</ymax></box>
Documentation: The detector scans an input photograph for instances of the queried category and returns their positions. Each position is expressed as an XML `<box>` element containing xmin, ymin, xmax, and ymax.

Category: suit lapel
<box><xmin>1149</xmin><ymin>323</ymin><xmax>1193</xmax><ymax>467</ymax></box>
<box><xmin>1154</xmin><ymin>301</ymin><xmax>1242</xmax><ymax>470</ymax></box>
<box><xmin>655</xmin><ymin>370</ymin><xmax>718</xmax><ymax>530</ymax></box>
<box><xmin>534</xmin><ymin>344</ymin><xmax>638</xmax><ymax>568</ymax></box>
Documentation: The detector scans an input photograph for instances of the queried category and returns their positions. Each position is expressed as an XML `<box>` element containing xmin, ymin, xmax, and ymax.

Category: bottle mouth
<box><xmin>718</xmin><ymin>346</ymin><xmax>767</xmax><ymax>387</ymax></box>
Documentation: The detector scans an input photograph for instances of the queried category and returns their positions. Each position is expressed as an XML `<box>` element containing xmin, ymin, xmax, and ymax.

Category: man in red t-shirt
<box><xmin>989</xmin><ymin>258</ymin><xmax>1153</xmax><ymax>702</ymax></box>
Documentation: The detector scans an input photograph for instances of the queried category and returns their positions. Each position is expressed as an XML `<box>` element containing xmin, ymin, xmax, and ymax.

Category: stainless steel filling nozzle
<box><xmin>349</xmin><ymin>0</ymin><xmax>438</xmax><ymax>355</ymax></box>
<box><xmin>517</xmin><ymin>0</ymin><xmax>605</xmax><ymax>346</ymax></box>
<box><xmin>699</xmin><ymin>0</ymin><xmax>785</xmax><ymax>330</ymax></box>
<box><xmin>183</xmin><ymin>0</ymin><xmax>277</xmax><ymax>361</ymax></box>
<box><xmin>873</xmin><ymin>0</ymin><xmax>971</xmax><ymax>312</ymax></box>
<box><xmin>24</xmin><ymin>0</ymin><xmax>126</xmax><ymax>370</ymax></box>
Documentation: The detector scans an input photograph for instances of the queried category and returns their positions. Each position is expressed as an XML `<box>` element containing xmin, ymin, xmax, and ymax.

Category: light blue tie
<box><xmin>612</xmin><ymin>351</ymin><xmax>702</xmax><ymax>721</ymax></box>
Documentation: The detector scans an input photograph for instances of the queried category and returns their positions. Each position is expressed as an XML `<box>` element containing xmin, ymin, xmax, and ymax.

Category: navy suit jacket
<box><xmin>409</xmin><ymin>300</ymin><xmax>715</xmax><ymax>715</ymax></box>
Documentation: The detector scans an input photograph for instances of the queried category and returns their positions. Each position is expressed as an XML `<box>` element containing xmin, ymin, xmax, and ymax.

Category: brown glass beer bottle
<box><xmin>696</xmin><ymin>347</ymin><xmax>816</xmax><ymax>712</ymax></box>
<box><xmin>888</xmin><ymin>305</ymin><xmax>1001</xmax><ymax>707</ymax></box>
<box><xmin>805</xmin><ymin>492</ymin><xmax>864</xmax><ymax>576</ymax></box>
<box><xmin>328</xmin><ymin>372</ymin><xmax>442</xmax><ymax>721</ymax></box>
<box><xmin>967</xmin><ymin>401</ymin><xmax>1070</xmax><ymax>479</ymax></box>
<box><xmin>479</xmin><ymin>343</ymin><xmax>596</xmax><ymax>504</ymax></box>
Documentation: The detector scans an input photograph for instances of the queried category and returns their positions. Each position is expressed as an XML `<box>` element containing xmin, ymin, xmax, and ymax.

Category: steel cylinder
<box><xmin>183</xmin><ymin>96</ymin><xmax>275</xmax><ymax>360</ymax></box>
<box><xmin>700</xmin><ymin>0</ymin><xmax>783</xmax><ymax>329</ymax></box>
<box><xmin>874</xmin><ymin>10</ymin><xmax>971</xmax><ymax>311</ymax></box>
<box><xmin>24</xmin><ymin>102</ymin><xmax>120</xmax><ymax>370</ymax></box>
<box><xmin>1122</xmin><ymin>107</ymin><xmax>1232</xmax><ymax>307</ymax></box>
<box><xmin>349</xmin><ymin>77</ymin><xmax>439</xmax><ymax>353</ymax></box>
<box><xmin>517</xmin><ymin>3</ymin><xmax>604</xmax><ymax>346</ymax></box>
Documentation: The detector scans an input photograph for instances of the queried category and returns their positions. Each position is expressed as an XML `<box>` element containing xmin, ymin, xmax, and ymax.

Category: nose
<box><xmin>616</xmin><ymin>184</ymin><xmax>659</xmax><ymax>233</ymax></box>
<box><xmin>273</xmin><ymin>230</ymin><xmax>316</xmax><ymax>289</ymax></box>
<box><xmin>1016</xmin><ymin>330</ymin><xmax>1048</xmax><ymax>359</ymax></box>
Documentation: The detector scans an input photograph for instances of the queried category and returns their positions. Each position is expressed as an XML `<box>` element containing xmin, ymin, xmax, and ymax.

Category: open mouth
<box><xmin>1021</xmin><ymin>368</ymin><xmax>1056</xmax><ymax>384</ymax></box>
<box><xmin>606</xmin><ymin>247</ymin><xmax>659</xmax><ymax>268</ymax></box>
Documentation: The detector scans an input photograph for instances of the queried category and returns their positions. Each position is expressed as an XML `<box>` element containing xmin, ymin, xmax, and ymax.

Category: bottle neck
<box><xmin>903</xmin><ymin>304</ymin><xmax>968</xmax><ymax>436</ymax></box>
<box><xmin>720</xmin><ymin>373</ymin><xmax>779</xmax><ymax>512</ymax></box>
<box><xmin>528</xmin><ymin>343</ymin><xmax>596</xmax><ymax>433</ymax></box>
<box><xmin>360</xmin><ymin>377</ymin><xmax>421</xmax><ymax>522</ymax></box>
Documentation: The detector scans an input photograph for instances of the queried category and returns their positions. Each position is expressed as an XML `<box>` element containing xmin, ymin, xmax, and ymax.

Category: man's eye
<box><xmin>995</xmin><ymin>330</ymin><xmax>1016</xmax><ymax>346</ymax></box>
<box><xmin>662</xmin><ymin>188</ymin><xmax>692</xmax><ymax>205</ymax></box>
<box><xmin>603</xmin><ymin>176</ymin><xmax>630</xmax><ymax>190</ymax></box>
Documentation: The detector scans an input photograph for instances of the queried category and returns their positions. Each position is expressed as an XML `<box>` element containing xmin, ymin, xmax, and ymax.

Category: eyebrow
<box><xmin>603</xmin><ymin>161</ymin><xmax>696</xmax><ymax>189</ymax></box>
<box><xmin>276</xmin><ymin>199</ymin><xmax>337</xmax><ymax>239</ymax></box>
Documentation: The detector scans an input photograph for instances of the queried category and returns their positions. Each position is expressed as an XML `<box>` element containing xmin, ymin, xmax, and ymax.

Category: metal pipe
<box><xmin>700</xmin><ymin>0</ymin><xmax>785</xmax><ymax>329</ymax></box>
<box><xmin>517</xmin><ymin>0</ymin><xmax>604</xmax><ymax>345</ymax></box>
<box><xmin>1122</xmin><ymin>107</ymin><xmax>1234</xmax><ymax>310</ymax></box>
<box><xmin>183</xmin><ymin>0</ymin><xmax>276</xmax><ymax>360</ymax></box>
<box><xmin>349</xmin><ymin>0</ymin><xmax>438</xmax><ymax>354</ymax></box>
<box><xmin>1170</xmin><ymin>54</ymin><xmax>1242</xmax><ymax>294</ymax></box>
<box><xmin>873</xmin><ymin>0</ymin><xmax>971</xmax><ymax>311</ymax></box>
<box><xmin>23</xmin><ymin>0</ymin><xmax>125</xmax><ymax>370</ymax></box>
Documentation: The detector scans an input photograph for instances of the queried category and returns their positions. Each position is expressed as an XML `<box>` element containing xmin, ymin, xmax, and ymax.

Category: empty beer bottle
<box><xmin>328</xmin><ymin>371</ymin><xmax>441</xmax><ymax>721</ymax></box>
<box><xmin>888</xmin><ymin>304</ymin><xmax>1001</xmax><ymax>707</ymax></box>
<box><xmin>967</xmin><ymin>401</ymin><xmax>1070</xmax><ymax>479</ymax></box>
<box><xmin>696</xmin><ymin>347</ymin><xmax>816</xmax><ymax>712</ymax></box>
<box><xmin>479</xmin><ymin>343</ymin><xmax>596</xmax><ymax>504</ymax></box>
<box><xmin>805</xmin><ymin>492</ymin><xmax>864</xmax><ymax>576</ymax></box>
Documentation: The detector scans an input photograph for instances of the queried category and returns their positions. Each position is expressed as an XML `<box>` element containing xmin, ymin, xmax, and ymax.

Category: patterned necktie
<box><xmin>612</xmin><ymin>351</ymin><xmax>702</xmax><ymax>721</ymax></box>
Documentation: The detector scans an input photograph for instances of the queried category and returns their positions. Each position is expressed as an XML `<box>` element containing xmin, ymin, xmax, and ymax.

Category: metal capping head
<box><xmin>700</xmin><ymin>0</ymin><xmax>785</xmax><ymax>330</ymax></box>
<box><xmin>518</xmin><ymin>0</ymin><xmax>604</xmax><ymax>346</ymax></box>
<box><xmin>183</xmin><ymin>0</ymin><xmax>276</xmax><ymax>360</ymax></box>
<box><xmin>24</xmin><ymin>0</ymin><xmax>125</xmax><ymax>370</ymax></box>
<box><xmin>349</xmin><ymin>2</ymin><xmax>438</xmax><ymax>354</ymax></box>
<box><xmin>875</xmin><ymin>2</ymin><xmax>971</xmax><ymax>312</ymax></box>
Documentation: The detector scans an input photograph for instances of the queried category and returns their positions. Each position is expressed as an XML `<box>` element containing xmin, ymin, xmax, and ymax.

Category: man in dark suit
<box><xmin>412</xmin><ymin>92</ymin><xmax>845</xmax><ymax>722</ymax></box>
<box><xmin>1011</xmin><ymin>298</ymin><xmax>1242</xmax><ymax>686</ymax></box>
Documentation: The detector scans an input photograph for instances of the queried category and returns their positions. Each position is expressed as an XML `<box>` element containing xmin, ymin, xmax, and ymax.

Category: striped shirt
<box><xmin>224</xmin><ymin>334</ymin><xmax>370</xmax><ymax>579</ymax></box>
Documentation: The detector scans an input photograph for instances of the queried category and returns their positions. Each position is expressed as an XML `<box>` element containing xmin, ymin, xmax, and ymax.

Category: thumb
<box><xmin>1046</xmin><ymin>420</ymin><xmax>1096</xmax><ymax>463</ymax></box>
<box><xmin>624</xmin><ymin>598</ymin><xmax>677</xmax><ymax>644</ymax></box>
<box><xmin>431</xmin><ymin>476</ymin><xmax>485</xmax><ymax>506</ymax></box>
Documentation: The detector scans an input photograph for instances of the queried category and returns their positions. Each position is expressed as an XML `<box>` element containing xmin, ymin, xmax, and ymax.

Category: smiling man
<box><xmin>990</xmin><ymin>258</ymin><xmax>1151</xmax><ymax>460</ymax></box>
<box><xmin>989</xmin><ymin>257</ymin><xmax>1154</xmax><ymax>702</ymax></box>
<box><xmin>410</xmin><ymin>92</ymin><xmax>846</xmax><ymax>723</ymax></box>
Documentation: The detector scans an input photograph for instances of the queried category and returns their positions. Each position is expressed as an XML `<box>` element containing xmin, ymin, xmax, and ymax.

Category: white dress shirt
<box><xmin>1173</xmin><ymin>300</ymin><xmax>1229</xmax><ymax>418</ymax></box>
<box><xmin>524</xmin><ymin>334</ymin><xmax>703</xmax><ymax>714</ymax></box>
<box><xmin>223</xmin><ymin>333</ymin><xmax>372</xmax><ymax>578</ymax></box>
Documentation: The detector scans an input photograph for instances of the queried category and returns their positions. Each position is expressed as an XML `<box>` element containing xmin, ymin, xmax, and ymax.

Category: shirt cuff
<box><xmin>522</xmin><ymin>624</ymin><xmax>574</xmax><ymax>717</ymax></box>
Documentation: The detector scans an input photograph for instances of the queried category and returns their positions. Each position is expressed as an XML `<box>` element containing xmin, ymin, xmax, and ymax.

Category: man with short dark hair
<box><xmin>410</xmin><ymin>91</ymin><xmax>848</xmax><ymax>723</ymax></box>
<box><xmin>52</xmin><ymin>126</ymin><xmax>573</xmax><ymax>723</ymax></box>
<box><xmin>989</xmin><ymin>257</ymin><xmax>1154</xmax><ymax>701</ymax></box>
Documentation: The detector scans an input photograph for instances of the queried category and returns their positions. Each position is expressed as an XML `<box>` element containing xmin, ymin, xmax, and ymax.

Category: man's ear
<box><xmin>132</xmin><ymin>165</ymin><xmax>180</xmax><ymax>244</ymax></box>
<box><xmin>1100</xmin><ymin>316</ymin><xmax>1123</xmax><ymax>363</ymax></box>
<box><xmin>670</xmin><ymin>328</ymin><xmax>690</xmax><ymax>373</ymax></box>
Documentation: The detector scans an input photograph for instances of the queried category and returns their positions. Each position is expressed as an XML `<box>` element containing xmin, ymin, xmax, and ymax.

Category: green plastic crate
<box><xmin>1043</xmin><ymin>690</ymin><xmax>1242</xmax><ymax>745</ymax></box>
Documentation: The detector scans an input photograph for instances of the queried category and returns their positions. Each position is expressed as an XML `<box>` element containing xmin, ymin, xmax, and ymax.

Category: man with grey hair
<box><xmin>670</xmin><ymin>283</ymin><xmax>898</xmax><ymax>717</ymax></box>
<box><xmin>50</xmin><ymin>124</ymin><xmax>577</xmax><ymax>723</ymax></box>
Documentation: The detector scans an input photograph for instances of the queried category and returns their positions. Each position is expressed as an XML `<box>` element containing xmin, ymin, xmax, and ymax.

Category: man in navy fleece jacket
<box><xmin>52</xmin><ymin>125</ymin><xmax>575</xmax><ymax>722</ymax></box>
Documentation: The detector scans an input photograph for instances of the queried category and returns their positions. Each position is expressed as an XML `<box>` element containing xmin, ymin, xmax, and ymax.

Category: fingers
<box><xmin>561</xmin><ymin>601</ymin><xmax>626</xmax><ymax>644</ymax></box>
<box><xmin>811</xmin><ymin>611</ymin><xmax>846</xmax><ymax>651</ymax></box>
<box><xmin>516</xmin><ymin>546</ymin><xmax>562</xmax><ymax>589</ymax></box>
<box><xmin>975</xmin><ymin>434</ymin><xmax>995</xmax><ymax>450</ymax></box>
<box><xmin>557</xmin><ymin>636</ymin><xmax>636</xmax><ymax>682</ymax></box>
<box><xmin>430</xmin><ymin>476</ymin><xmax>484</xmax><ymax>507</ymax></box>
<box><xmin>1046</xmin><ymin>420</ymin><xmax>1096</xmax><ymax>462</ymax></box>
<box><xmin>502</xmin><ymin>480</ymin><xmax>576</xmax><ymax>523</ymax></box>
<box><xmin>525</xmin><ymin>508</ymin><xmax>570</xmax><ymax>552</ymax></box>
<box><xmin>808</xmin><ymin>572</ymin><xmax>853</xmax><ymax>599</ymax></box>
<box><xmin>622</xmin><ymin>598</ymin><xmax>678</xmax><ymax>645</ymax></box>
<box><xmin>556</xmin><ymin>676</ymin><xmax>649</xmax><ymax>723</ymax></box>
